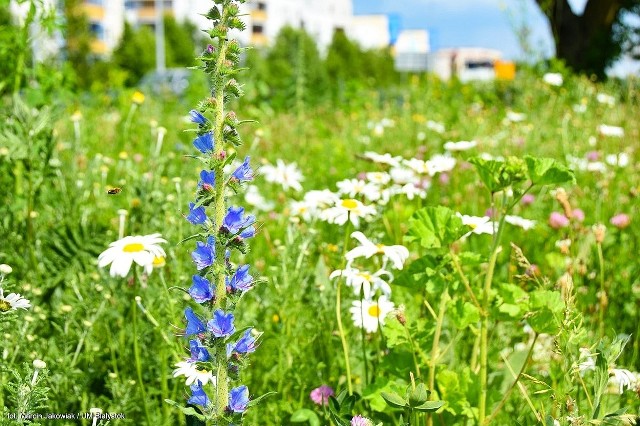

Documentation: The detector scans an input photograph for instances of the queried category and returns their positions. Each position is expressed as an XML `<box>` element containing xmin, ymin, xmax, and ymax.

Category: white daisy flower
<box><xmin>0</xmin><ymin>289</ymin><xmax>31</xmax><ymax>313</ymax></box>
<box><xmin>365</xmin><ymin>172</ymin><xmax>391</xmax><ymax>185</ymax></box>
<box><xmin>172</xmin><ymin>361</ymin><xmax>216</xmax><ymax>386</ymax></box>
<box><xmin>426</xmin><ymin>120</ymin><xmax>446</xmax><ymax>134</ymax></box>
<box><xmin>598</xmin><ymin>124</ymin><xmax>624</xmax><ymax>138</ymax></box>
<box><xmin>505</xmin><ymin>215</ymin><xmax>536</xmax><ymax>230</ymax></box>
<box><xmin>362</xmin><ymin>151</ymin><xmax>402</xmax><ymax>167</ymax></box>
<box><xmin>330</xmin><ymin>267</ymin><xmax>392</xmax><ymax>298</ymax></box>
<box><xmin>261</xmin><ymin>159</ymin><xmax>304</xmax><ymax>191</ymax></box>
<box><xmin>543</xmin><ymin>72</ymin><xmax>563</xmax><ymax>86</ymax></box>
<box><xmin>505</xmin><ymin>111</ymin><xmax>526</xmax><ymax>123</ymax></box>
<box><xmin>576</xmin><ymin>348</ymin><xmax>595</xmax><ymax>375</ymax></box>
<box><xmin>98</xmin><ymin>233</ymin><xmax>166</xmax><ymax>278</ymax></box>
<box><xmin>596</xmin><ymin>93</ymin><xmax>615</xmax><ymax>106</ymax></box>
<box><xmin>350</xmin><ymin>296</ymin><xmax>395</xmax><ymax>333</ymax></box>
<box><xmin>346</xmin><ymin>231</ymin><xmax>410</xmax><ymax>270</ymax></box>
<box><xmin>444</xmin><ymin>140</ymin><xmax>477</xmax><ymax>152</ymax></box>
<box><xmin>289</xmin><ymin>200</ymin><xmax>314</xmax><ymax>222</ymax></box>
<box><xmin>605</xmin><ymin>153</ymin><xmax>629</xmax><ymax>168</ymax></box>
<box><xmin>244</xmin><ymin>185</ymin><xmax>275</xmax><ymax>211</ymax></box>
<box><xmin>404</xmin><ymin>158</ymin><xmax>430</xmax><ymax>175</ymax></box>
<box><xmin>336</xmin><ymin>179</ymin><xmax>383</xmax><ymax>202</ymax></box>
<box><xmin>608</xmin><ymin>368</ymin><xmax>637</xmax><ymax>394</ymax></box>
<box><xmin>400</xmin><ymin>182</ymin><xmax>428</xmax><ymax>200</ymax></box>
<box><xmin>457</xmin><ymin>214</ymin><xmax>495</xmax><ymax>237</ymax></box>
<box><xmin>426</xmin><ymin>154</ymin><xmax>457</xmax><ymax>176</ymax></box>
<box><xmin>320</xmin><ymin>199</ymin><xmax>377</xmax><ymax>228</ymax></box>
<box><xmin>303</xmin><ymin>189</ymin><xmax>341</xmax><ymax>211</ymax></box>
<box><xmin>389</xmin><ymin>166</ymin><xmax>417</xmax><ymax>185</ymax></box>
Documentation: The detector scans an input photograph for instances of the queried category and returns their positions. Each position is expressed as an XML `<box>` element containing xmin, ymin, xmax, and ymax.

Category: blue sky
<box><xmin>351</xmin><ymin>0</ymin><xmax>564</xmax><ymax>60</ymax></box>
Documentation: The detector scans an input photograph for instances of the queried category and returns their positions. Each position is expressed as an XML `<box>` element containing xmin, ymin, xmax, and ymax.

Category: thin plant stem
<box><xmin>485</xmin><ymin>334</ymin><xmax>538</xmax><ymax>424</ymax></box>
<box><xmin>132</xmin><ymin>297</ymin><xmax>152</xmax><ymax>425</ymax></box>
<box><xmin>500</xmin><ymin>350</ymin><xmax>541</xmax><ymax>423</ymax></box>
<box><xmin>336</xmin><ymin>218</ymin><xmax>353</xmax><ymax>395</ymax></box>
<box><xmin>596</xmin><ymin>242</ymin><xmax>606</xmax><ymax>338</ymax></box>
<box><xmin>359</xmin><ymin>287</ymin><xmax>369</xmax><ymax>386</ymax></box>
<box><xmin>478</xmin><ymin>192</ymin><xmax>508</xmax><ymax>425</ymax></box>
<box><xmin>451</xmin><ymin>252</ymin><xmax>482</xmax><ymax>311</ymax></box>
<box><xmin>427</xmin><ymin>290</ymin><xmax>449</xmax><ymax>426</ymax></box>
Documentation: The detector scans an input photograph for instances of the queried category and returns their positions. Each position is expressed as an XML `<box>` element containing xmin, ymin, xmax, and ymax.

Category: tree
<box><xmin>111</xmin><ymin>22</ymin><xmax>156</xmax><ymax>85</ymax></box>
<box><xmin>534</xmin><ymin>0</ymin><xmax>640</xmax><ymax>78</ymax></box>
<box><xmin>63</xmin><ymin>0</ymin><xmax>94</xmax><ymax>88</ymax></box>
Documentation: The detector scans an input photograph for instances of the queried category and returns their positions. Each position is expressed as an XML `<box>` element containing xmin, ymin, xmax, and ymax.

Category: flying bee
<box><xmin>107</xmin><ymin>186</ymin><xmax>123</xmax><ymax>195</ymax></box>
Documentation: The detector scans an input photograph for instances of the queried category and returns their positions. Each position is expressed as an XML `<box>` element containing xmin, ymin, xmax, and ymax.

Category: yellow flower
<box><xmin>131</xmin><ymin>91</ymin><xmax>145</xmax><ymax>105</ymax></box>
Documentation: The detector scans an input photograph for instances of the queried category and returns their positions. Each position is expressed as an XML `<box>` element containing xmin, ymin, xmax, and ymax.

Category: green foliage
<box><xmin>112</xmin><ymin>23</ymin><xmax>156</xmax><ymax>86</ymax></box>
<box><xmin>405</xmin><ymin>206</ymin><xmax>466</xmax><ymax>249</ymax></box>
<box><xmin>63</xmin><ymin>0</ymin><xmax>94</xmax><ymax>89</ymax></box>
<box><xmin>262</xmin><ymin>26</ymin><xmax>328</xmax><ymax>110</ymax></box>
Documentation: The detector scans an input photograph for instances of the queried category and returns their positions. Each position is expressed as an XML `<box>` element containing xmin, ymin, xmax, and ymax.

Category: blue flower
<box><xmin>189</xmin><ymin>110</ymin><xmax>207</xmax><ymax>126</ymax></box>
<box><xmin>189</xmin><ymin>339</ymin><xmax>210</xmax><ymax>362</ymax></box>
<box><xmin>232</xmin><ymin>156</ymin><xmax>254</xmax><ymax>182</ymax></box>
<box><xmin>198</xmin><ymin>170</ymin><xmax>216</xmax><ymax>190</ymax></box>
<box><xmin>189</xmin><ymin>275</ymin><xmax>214</xmax><ymax>303</ymax></box>
<box><xmin>188</xmin><ymin>380</ymin><xmax>210</xmax><ymax>407</ymax></box>
<box><xmin>223</xmin><ymin>206</ymin><xmax>256</xmax><ymax>235</ymax></box>
<box><xmin>240</xmin><ymin>226</ymin><xmax>256</xmax><ymax>239</ymax></box>
<box><xmin>193</xmin><ymin>132</ymin><xmax>214</xmax><ymax>153</ymax></box>
<box><xmin>186</xmin><ymin>202</ymin><xmax>208</xmax><ymax>225</ymax></box>
<box><xmin>228</xmin><ymin>385</ymin><xmax>249</xmax><ymax>413</ymax></box>
<box><xmin>207</xmin><ymin>309</ymin><xmax>235</xmax><ymax>338</ymax></box>
<box><xmin>227</xmin><ymin>264</ymin><xmax>253</xmax><ymax>292</ymax></box>
<box><xmin>184</xmin><ymin>307</ymin><xmax>206</xmax><ymax>336</ymax></box>
<box><xmin>233</xmin><ymin>329</ymin><xmax>257</xmax><ymax>354</ymax></box>
<box><xmin>192</xmin><ymin>236</ymin><xmax>215</xmax><ymax>270</ymax></box>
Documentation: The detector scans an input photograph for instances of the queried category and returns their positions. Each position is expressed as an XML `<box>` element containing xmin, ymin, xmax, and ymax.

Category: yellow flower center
<box><xmin>123</xmin><ymin>243</ymin><xmax>144</xmax><ymax>253</ymax></box>
<box><xmin>368</xmin><ymin>304</ymin><xmax>381</xmax><ymax>317</ymax></box>
<box><xmin>152</xmin><ymin>256</ymin><xmax>166</xmax><ymax>267</ymax></box>
<box><xmin>0</xmin><ymin>300</ymin><xmax>11</xmax><ymax>312</ymax></box>
<box><xmin>469</xmin><ymin>223</ymin><xmax>478</xmax><ymax>230</ymax></box>
<box><xmin>376</xmin><ymin>243</ymin><xmax>385</xmax><ymax>254</ymax></box>
<box><xmin>358</xmin><ymin>273</ymin><xmax>372</xmax><ymax>281</ymax></box>
<box><xmin>341</xmin><ymin>199</ymin><xmax>358</xmax><ymax>210</ymax></box>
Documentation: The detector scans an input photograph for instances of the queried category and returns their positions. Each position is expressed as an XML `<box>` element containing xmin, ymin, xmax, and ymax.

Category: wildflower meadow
<box><xmin>1</xmin><ymin>0</ymin><xmax>640</xmax><ymax>425</ymax></box>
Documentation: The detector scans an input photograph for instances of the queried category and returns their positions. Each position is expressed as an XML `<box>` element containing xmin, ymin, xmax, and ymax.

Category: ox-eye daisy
<box><xmin>321</xmin><ymin>199</ymin><xmax>376</xmax><ymax>228</ymax></box>
<box><xmin>172</xmin><ymin>361</ymin><xmax>216</xmax><ymax>386</ymax></box>
<box><xmin>330</xmin><ymin>267</ymin><xmax>392</xmax><ymax>298</ymax></box>
<box><xmin>0</xmin><ymin>289</ymin><xmax>31</xmax><ymax>313</ymax></box>
<box><xmin>457</xmin><ymin>214</ymin><xmax>495</xmax><ymax>237</ymax></box>
<box><xmin>350</xmin><ymin>296</ymin><xmax>395</xmax><ymax>333</ymax></box>
<box><xmin>98</xmin><ymin>233</ymin><xmax>166</xmax><ymax>277</ymax></box>
<box><xmin>346</xmin><ymin>231</ymin><xmax>409</xmax><ymax>270</ymax></box>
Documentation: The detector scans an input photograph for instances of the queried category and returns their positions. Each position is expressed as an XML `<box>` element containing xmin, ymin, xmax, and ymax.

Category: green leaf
<box><xmin>408</xmin><ymin>383</ymin><xmax>430</xmax><ymax>407</ymax></box>
<box><xmin>362</xmin><ymin>379</ymin><xmax>408</xmax><ymax>412</ymax></box>
<box><xmin>413</xmin><ymin>400</ymin><xmax>445</xmax><ymax>412</ymax></box>
<box><xmin>524</xmin><ymin>155</ymin><xmax>575</xmax><ymax>186</ymax></box>
<box><xmin>381</xmin><ymin>391</ymin><xmax>407</xmax><ymax>409</ymax></box>
<box><xmin>405</xmin><ymin>206</ymin><xmax>466</xmax><ymax>248</ymax></box>
<box><xmin>290</xmin><ymin>409</ymin><xmax>321</xmax><ymax>426</ymax></box>
<box><xmin>527</xmin><ymin>307</ymin><xmax>561</xmax><ymax>334</ymax></box>
<box><xmin>448</xmin><ymin>299</ymin><xmax>480</xmax><ymax>330</ymax></box>
<box><xmin>529</xmin><ymin>290</ymin><xmax>564</xmax><ymax>314</ymax></box>
<box><xmin>164</xmin><ymin>400</ymin><xmax>205</xmax><ymax>421</ymax></box>
<box><xmin>469</xmin><ymin>156</ymin><xmax>527</xmax><ymax>193</ymax></box>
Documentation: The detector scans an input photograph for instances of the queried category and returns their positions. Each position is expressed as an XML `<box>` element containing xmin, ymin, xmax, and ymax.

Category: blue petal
<box><xmin>193</xmin><ymin>132</ymin><xmax>214</xmax><ymax>153</ymax></box>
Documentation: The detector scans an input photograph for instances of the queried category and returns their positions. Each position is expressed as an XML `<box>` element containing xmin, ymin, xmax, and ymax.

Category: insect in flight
<box><xmin>107</xmin><ymin>187</ymin><xmax>123</xmax><ymax>195</ymax></box>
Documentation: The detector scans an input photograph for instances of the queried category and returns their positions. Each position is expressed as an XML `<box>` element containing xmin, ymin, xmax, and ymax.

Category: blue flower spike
<box><xmin>184</xmin><ymin>307</ymin><xmax>206</xmax><ymax>336</ymax></box>
<box><xmin>186</xmin><ymin>202</ymin><xmax>208</xmax><ymax>225</ymax></box>
<box><xmin>232</xmin><ymin>156</ymin><xmax>254</xmax><ymax>182</ymax></box>
<box><xmin>189</xmin><ymin>110</ymin><xmax>208</xmax><ymax>126</ymax></box>
<box><xmin>188</xmin><ymin>380</ymin><xmax>210</xmax><ymax>407</ymax></box>
<box><xmin>207</xmin><ymin>309</ymin><xmax>236</xmax><ymax>338</ymax></box>
<box><xmin>191</xmin><ymin>236</ymin><xmax>215</xmax><ymax>270</ymax></box>
<box><xmin>228</xmin><ymin>385</ymin><xmax>249</xmax><ymax>413</ymax></box>
<box><xmin>189</xmin><ymin>275</ymin><xmax>214</xmax><ymax>304</ymax></box>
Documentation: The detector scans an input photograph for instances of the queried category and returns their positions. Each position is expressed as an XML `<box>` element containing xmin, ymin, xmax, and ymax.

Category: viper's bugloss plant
<box><xmin>166</xmin><ymin>1</ymin><xmax>266</xmax><ymax>424</ymax></box>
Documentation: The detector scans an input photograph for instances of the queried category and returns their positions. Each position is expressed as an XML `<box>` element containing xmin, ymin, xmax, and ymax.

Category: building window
<box><xmin>85</xmin><ymin>0</ymin><xmax>104</xmax><ymax>5</ymax></box>
<box><xmin>256</xmin><ymin>1</ymin><xmax>266</xmax><ymax>10</ymax></box>
<box><xmin>252</xmin><ymin>24</ymin><xmax>264</xmax><ymax>34</ymax></box>
<box><xmin>89</xmin><ymin>22</ymin><xmax>105</xmax><ymax>40</ymax></box>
